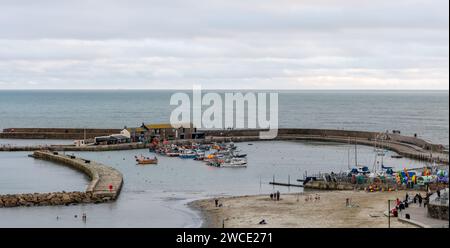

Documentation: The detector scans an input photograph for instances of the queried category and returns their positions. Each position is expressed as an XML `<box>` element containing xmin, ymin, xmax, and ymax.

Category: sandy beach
<box><xmin>190</xmin><ymin>190</ymin><xmax>420</xmax><ymax>228</ymax></box>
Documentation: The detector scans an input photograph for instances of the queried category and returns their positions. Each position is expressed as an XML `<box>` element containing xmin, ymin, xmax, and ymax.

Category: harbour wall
<box><xmin>203</xmin><ymin>129</ymin><xmax>448</xmax><ymax>164</ymax></box>
<box><xmin>427</xmin><ymin>189</ymin><xmax>449</xmax><ymax>220</ymax></box>
<box><xmin>0</xmin><ymin>128</ymin><xmax>121</xmax><ymax>140</ymax></box>
<box><xmin>0</xmin><ymin>151</ymin><xmax>123</xmax><ymax>208</ymax></box>
<box><xmin>428</xmin><ymin>202</ymin><xmax>449</xmax><ymax>221</ymax></box>
<box><xmin>0</xmin><ymin>142</ymin><xmax>147</xmax><ymax>152</ymax></box>
<box><xmin>202</xmin><ymin>128</ymin><xmax>445</xmax><ymax>152</ymax></box>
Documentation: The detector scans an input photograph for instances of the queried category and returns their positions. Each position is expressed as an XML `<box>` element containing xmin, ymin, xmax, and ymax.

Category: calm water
<box><xmin>0</xmin><ymin>90</ymin><xmax>448</xmax><ymax>227</ymax></box>
<box><xmin>0</xmin><ymin>152</ymin><xmax>89</xmax><ymax>194</ymax></box>
<box><xmin>0</xmin><ymin>141</ymin><xmax>432</xmax><ymax>227</ymax></box>
<box><xmin>0</xmin><ymin>90</ymin><xmax>448</xmax><ymax>145</ymax></box>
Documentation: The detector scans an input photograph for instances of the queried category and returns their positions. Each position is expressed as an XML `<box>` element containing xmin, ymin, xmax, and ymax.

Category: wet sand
<box><xmin>190</xmin><ymin>190</ymin><xmax>419</xmax><ymax>228</ymax></box>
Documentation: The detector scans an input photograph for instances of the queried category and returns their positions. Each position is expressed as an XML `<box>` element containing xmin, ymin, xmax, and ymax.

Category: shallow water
<box><xmin>0</xmin><ymin>141</ymin><xmax>430</xmax><ymax>227</ymax></box>
<box><xmin>0</xmin><ymin>152</ymin><xmax>89</xmax><ymax>194</ymax></box>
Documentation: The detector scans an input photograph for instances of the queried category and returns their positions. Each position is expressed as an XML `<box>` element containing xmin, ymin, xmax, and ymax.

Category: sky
<box><xmin>0</xmin><ymin>0</ymin><xmax>448</xmax><ymax>90</ymax></box>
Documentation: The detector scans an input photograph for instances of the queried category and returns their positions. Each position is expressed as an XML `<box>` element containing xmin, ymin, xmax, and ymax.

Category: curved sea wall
<box><xmin>203</xmin><ymin>128</ymin><xmax>448</xmax><ymax>164</ymax></box>
<box><xmin>0</xmin><ymin>151</ymin><xmax>123</xmax><ymax>208</ymax></box>
<box><xmin>203</xmin><ymin>128</ymin><xmax>445</xmax><ymax>151</ymax></box>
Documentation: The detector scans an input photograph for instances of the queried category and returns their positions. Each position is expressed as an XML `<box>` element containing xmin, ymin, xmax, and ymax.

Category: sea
<box><xmin>0</xmin><ymin>90</ymin><xmax>448</xmax><ymax>227</ymax></box>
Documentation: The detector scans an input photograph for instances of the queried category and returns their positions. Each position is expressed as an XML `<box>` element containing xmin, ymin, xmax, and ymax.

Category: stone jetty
<box><xmin>204</xmin><ymin>128</ymin><xmax>449</xmax><ymax>165</ymax></box>
<box><xmin>0</xmin><ymin>151</ymin><xmax>123</xmax><ymax>208</ymax></box>
<box><xmin>0</xmin><ymin>128</ymin><xmax>121</xmax><ymax>140</ymax></box>
<box><xmin>0</xmin><ymin>142</ymin><xmax>147</xmax><ymax>152</ymax></box>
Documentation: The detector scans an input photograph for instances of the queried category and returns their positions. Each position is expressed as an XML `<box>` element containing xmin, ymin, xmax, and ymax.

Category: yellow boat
<box><xmin>135</xmin><ymin>156</ymin><xmax>158</xmax><ymax>165</ymax></box>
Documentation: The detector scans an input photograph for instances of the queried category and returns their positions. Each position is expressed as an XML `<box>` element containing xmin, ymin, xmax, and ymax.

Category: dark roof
<box><xmin>110</xmin><ymin>135</ymin><xmax>129</xmax><ymax>140</ymax></box>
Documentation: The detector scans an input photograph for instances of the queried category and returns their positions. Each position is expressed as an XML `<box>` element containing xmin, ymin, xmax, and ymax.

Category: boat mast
<box><xmin>347</xmin><ymin>137</ymin><xmax>351</xmax><ymax>169</ymax></box>
<box><xmin>354</xmin><ymin>137</ymin><xmax>358</xmax><ymax>167</ymax></box>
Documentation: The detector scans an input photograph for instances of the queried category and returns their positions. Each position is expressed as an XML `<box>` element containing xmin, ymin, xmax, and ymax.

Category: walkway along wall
<box><xmin>0</xmin><ymin>151</ymin><xmax>123</xmax><ymax>208</ymax></box>
<box><xmin>0</xmin><ymin>128</ymin><xmax>121</xmax><ymax>140</ymax></box>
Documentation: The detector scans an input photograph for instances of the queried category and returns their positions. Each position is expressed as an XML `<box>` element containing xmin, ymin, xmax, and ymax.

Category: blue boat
<box><xmin>179</xmin><ymin>153</ymin><xmax>197</xmax><ymax>159</ymax></box>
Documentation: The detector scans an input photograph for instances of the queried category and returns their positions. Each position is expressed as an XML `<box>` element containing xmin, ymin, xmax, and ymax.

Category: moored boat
<box><xmin>135</xmin><ymin>155</ymin><xmax>158</xmax><ymax>164</ymax></box>
<box><xmin>221</xmin><ymin>158</ymin><xmax>248</xmax><ymax>168</ymax></box>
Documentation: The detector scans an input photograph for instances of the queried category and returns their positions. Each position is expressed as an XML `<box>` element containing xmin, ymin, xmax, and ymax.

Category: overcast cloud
<box><xmin>0</xmin><ymin>0</ymin><xmax>448</xmax><ymax>89</ymax></box>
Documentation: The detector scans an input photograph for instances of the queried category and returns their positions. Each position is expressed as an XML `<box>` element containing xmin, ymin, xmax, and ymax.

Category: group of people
<box><xmin>214</xmin><ymin>199</ymin><xmax>223</xmax><ymax>208</ymax></box>
<box><xmin>269</xmin><ymin>191</ymin><xmax>281</xmax><ymax>201</ymax></box>
<box><xmin>57</xmin><ymin>213</ymin><xmax>87</xmax><ymax>222</ymax></box>
<box><xmin>412</xmin><ymin>192</ymin><xmax>432</xmax><ymax>208</ymax></box>
<box><xmin>392</xmin><ymin>189</ymin><xmax>444</xmax><ymax>217</ymax></box>
<box><xmin>305</xmin><ymin>194</ymin><xmax>320</xmax><ymax>202</ymax></box>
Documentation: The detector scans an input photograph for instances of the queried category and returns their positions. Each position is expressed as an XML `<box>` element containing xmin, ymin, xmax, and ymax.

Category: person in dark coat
<box><xmin>437</xmin><ymin>189</ymin><xmax>441</xmax><ymax>198</ymax></box>
<box><xmin>418</xmin><ymin>194</ymin><xmax>423</xmax><ymax>207</ymax></box>
<box><xmin>276</xmin><ymin>191</ymin><xmax>280</xmax><ymax>201</ymax></box>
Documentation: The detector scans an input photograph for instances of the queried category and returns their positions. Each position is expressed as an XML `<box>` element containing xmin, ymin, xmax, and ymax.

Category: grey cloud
<box><xmin>0</xmin><ymin>0</ymin><xmax>448</xmax><ymax>89</ymax></box>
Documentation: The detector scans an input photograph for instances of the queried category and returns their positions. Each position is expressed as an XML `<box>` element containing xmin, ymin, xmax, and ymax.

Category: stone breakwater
<box><xmin>203</xmin><ymin>129</ymin><xmax>449</xmax><ymax>165</ymax></box>
<box><xmin>0</xmin><ymin>192</ymin><xmax>104</xmax><ymax>207</ymax></box>
<box><xmin>0</xmin><ymin>142</ymin><xmax>147</xmax><ymax>152</ymax></box>
<box><xmin>0</xmin><ymin>151</ymin><xmax>123</xmax><ymax>208</ymax></box>
<box><xmin>0</xmin><ymin>128</ymin><xmax>121</xmax><ymax>140</ymax></box>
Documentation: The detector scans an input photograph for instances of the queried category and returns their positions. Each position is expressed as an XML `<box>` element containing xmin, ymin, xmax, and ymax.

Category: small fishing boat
<box><xmin>179</xmin><ymin>150</ymin><xmax>197</xmax><ymax>159</ymax></box>
<box><xmin>206</xmin><ymin>161</ymin><xmax>222</xmax><ymax>167</ymax></box>
<box><xmin>221</xmin><ymin>158</ymin><xmax>248</xmax><ymax>168</ymax></box>
<box><xmin>348</xmin><ymin>166</ymin><xmax>370</xmax><ymax>175</ymax></box>
<box><xmin>194</xmin><ymin>155</ymin><xmax>205</xmax><ymax>161</ymax></box>
<box><xmin>232</xmin><ymin>153</ymin><xmax>247</xmax><ymax>158</ymax></box>
<box><xmin>165</xmin><ymin>152</ymin><xmax>180</xmax><ymax>157</ymax></box>
<box><xmin>135</xmin><ymin>155</ymin><xmax>158</xmax><ymax>165</ymax></box>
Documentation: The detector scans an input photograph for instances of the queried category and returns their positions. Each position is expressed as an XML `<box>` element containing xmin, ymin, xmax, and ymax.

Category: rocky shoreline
<box><xmin>0</xmin><ymin>191</ymin><xmax>113</xmax><ymax>208</ymax></box>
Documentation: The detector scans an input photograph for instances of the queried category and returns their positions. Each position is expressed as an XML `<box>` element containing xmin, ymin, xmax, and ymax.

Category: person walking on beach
<box><xmin>215</xmin><ymin>199</ymin><xmax>219</xmax><ymax>208</ymax></box>
<box><xmin>276</xmin><ymin>191</ymin><xmax>280</xmax><ymax>201</ymax></box>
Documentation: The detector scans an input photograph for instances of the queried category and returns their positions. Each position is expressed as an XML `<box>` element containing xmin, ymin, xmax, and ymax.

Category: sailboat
<box><xmin>347</xmin><ymin>137</ymin><xmax>370</xmax><ymax>175</ymax></box>
<box><xmin>374</xmin><ymin>133</ymin><xmax>387</xmax><ymax>157</ymax></box>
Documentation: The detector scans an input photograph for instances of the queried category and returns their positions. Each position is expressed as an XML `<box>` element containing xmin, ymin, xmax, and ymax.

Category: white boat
<box><xmin>221</xmin><ymin>158</ymin><xmax>248</xmax><ymax>168</ymax></box>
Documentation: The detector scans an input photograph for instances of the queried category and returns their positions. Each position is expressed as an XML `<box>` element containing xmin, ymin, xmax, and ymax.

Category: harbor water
<box><xmin>0</xmin><ymin>90</ymin><xmax>448</xmax><ymax>227</ymax></box>
<box><xmin>0</xmin><ymin>141</ymin><xmax>434</xmax><ymax>227</ymax></box>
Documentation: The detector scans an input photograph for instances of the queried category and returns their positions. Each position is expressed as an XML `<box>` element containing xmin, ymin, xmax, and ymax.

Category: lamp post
<box><xmin>387</xmin><ymin>199</ymin><xmax>396</xmax><ymax>228</ymax></box>
<box><xmin>388</xmin><ymin>199</ymin><xmax>391</xmax><ymax>228</ymax></box>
